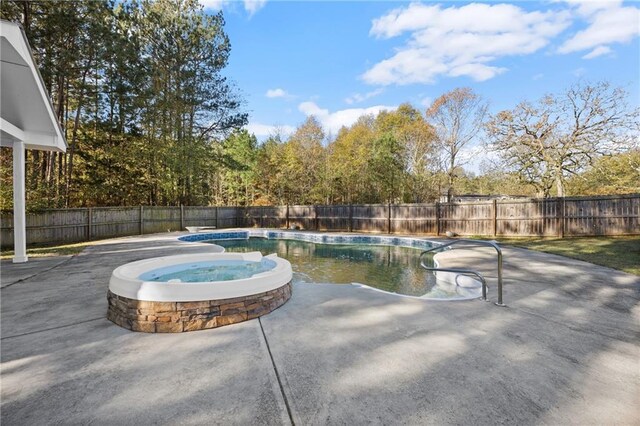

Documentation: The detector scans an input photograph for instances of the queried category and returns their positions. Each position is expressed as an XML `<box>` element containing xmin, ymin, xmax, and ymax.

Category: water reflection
<box><xmin>211</xmin><ymin>238</ymin><xmax>438</xmax><ymax>297</ymax></box>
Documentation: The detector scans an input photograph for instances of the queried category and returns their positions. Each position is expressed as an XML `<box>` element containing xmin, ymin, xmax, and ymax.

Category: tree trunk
<box><xmin>31</xmin><ymin>151</ymin><xmax>39</xmax><ymax>190</ymax></box>
<box><xmin>65</xmin><ymin>57</ymin><xmax>91</xmax><ymax>206</ymax></box>
<box><xmin>22</xmin><ymin>1</ymin><xmax>30</xmax><ymax>32</ymax></box>
<box><xmin>555</xmin><ymin>170</ymin><xmax>565</xmax><ymax>197</ymax></box>
<box><xmin>447</xmin><ymin>151</ymin><xmax>455</xmax><ymax>203</ymax></box>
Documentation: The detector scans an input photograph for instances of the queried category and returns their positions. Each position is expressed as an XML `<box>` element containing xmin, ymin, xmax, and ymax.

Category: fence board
<box><xmin>496</xmin><ymin>199</ymin><xmax>559</xmax><ymax>237</ymax></box>
<box><xmin>317</xmin><ymin>205</ymin><xmax>350</xmax><ymax>231</ymax></box>
<box><xmin>91</xmin><ymin>207</ymin><xmax>140</xmax><ymax>239</ymax></box>
<box><xmin>352</xmin><ymin>204</ymin><xmax>388</xmax><ymax>233</ymax></box>
<box><xmin>287</xmin><ymin>205</ymin><xmax>315</xmax><ymax>230</ymax></box>
<box><xmin>141</xmin><ymin>207</ymin><xmax>181</xmax><ymax>234</ymax></box>
<box><xmin>184</xmin><ymin>207</ymin><xmax>218</xmax><ymax>229</ymax></box>
<box><xmin>1</xmin><ymin>195</ymin><xmax>638</xmax><ymax>248</ymax></box>
<box><xmin>391</xmin><ymin>204</ymin><xmax>437</xmax><ymax>234</ymax></box>
<box><xmin>244</xmin><ymin>206</ymin><xmax>262</xmax><ymax>228</ymax></box>
<box><xmin>564</xmin><ymin>196</ymin><xmax>640</xmax><ymax>236</ymax></box>
<box><xmin>216</xmin><ymin>207</ymin><xmax>242</xmax><ymax>229</ymax></box>
<box><xmin>262</xmin><ymin>206</ymin><xmax>287</xmax><ymax>229</ymax></box>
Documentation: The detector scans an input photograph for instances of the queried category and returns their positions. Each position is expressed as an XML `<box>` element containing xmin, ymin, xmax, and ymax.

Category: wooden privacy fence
<box><xmin>244</xmin><ymin>195</ymin><xmax>639</xmax><ymax>237</ymax></box>
<box><xmin>1</xmin><ymin>195</ymin><xmax>638</xmax><ymax>248</ymax></box>
<box><xmin>0</xmin><ymin>206</ymin><xmax>243</xmax><ymax>248</ymax></box>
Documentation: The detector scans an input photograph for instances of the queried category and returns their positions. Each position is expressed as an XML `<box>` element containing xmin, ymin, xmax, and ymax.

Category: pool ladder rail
<box><xmin>419</xmin><ymin>239</ymin><xmax>506</xmax><ymax>307</ymax></box>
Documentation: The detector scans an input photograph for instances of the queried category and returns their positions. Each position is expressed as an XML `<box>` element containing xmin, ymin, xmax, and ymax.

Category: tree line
<box><xmin>217</xmin><ymin>83</ymin><xmax>638</xmax><ymax>207</ymax></box>
<box><xmin>1</xmin><ymin>1</ymin><xmax>638</xmax><ymax>210</ymax></box>
<box><xmin>1</xmin><ymin>0</ymin><xmax>246</xmax><ymax>209</ymax></box>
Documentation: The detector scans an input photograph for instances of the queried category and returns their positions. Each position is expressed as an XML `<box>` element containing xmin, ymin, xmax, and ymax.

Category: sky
<box><xmin>201</xmin><ymin>0</ymin><xmax>640</xmax><ymax>151</ymax></box>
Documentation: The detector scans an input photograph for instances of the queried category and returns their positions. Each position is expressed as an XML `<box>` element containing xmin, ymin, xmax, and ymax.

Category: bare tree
<box><xmin>426</xmin><ymin>88</ymin><xmax>487</xmax><ymax>202</ymax></box>
<box><xmin>486</xmin><ymin>81</ymin><xmax>639</xmax><ymax>197</ymax></box>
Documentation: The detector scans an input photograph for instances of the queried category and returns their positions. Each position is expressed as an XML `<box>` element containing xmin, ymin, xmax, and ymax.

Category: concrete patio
<box><xmin>1</xmin><ymin>232</ymin><xmax>638</xmax><ymax>425</ymax></box>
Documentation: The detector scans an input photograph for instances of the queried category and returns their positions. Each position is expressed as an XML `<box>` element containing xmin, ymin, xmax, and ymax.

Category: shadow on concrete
<box><xmin>1</xmin><ymin>233</ymin><xmax>638</xmax><ymax>424</ymax></box>
<box><xmin>260</xmin><ymin>246</ymin><xmax>639</xmax><ymax>424</ymax></box>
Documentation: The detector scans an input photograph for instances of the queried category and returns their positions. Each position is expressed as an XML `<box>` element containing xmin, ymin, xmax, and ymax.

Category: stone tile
<box><xmin>215</xmin><ymin>313</ymin><xmax>248</xmax><ymax>327</ymax></box>
<box><xmin>155</xmin><ymin>321</ymin><xmax>183</xmax><ymax>333</ymax></box>
<box><xmin>183</xmin><ymin>318</ymin><xmax>217</xmax><ymax>332</ymax></box>
<box><xmin>176</xmin><ymin>301</ymin><xmax>210</xmax><ymax>310</ymax></box>
<box><xmin>135</xmin><ymin>301</ymin><xmax>177</xmax><ymax>312</ymax></box>
<box><xmin>220</xmin><ymin>302</ymin><xmax>246</xmax><ymax>316</ymax></box>
<box><xmin>131</xmin><ymin>320</ymin><xmax>155</xmax><ymax>333</ymax></box>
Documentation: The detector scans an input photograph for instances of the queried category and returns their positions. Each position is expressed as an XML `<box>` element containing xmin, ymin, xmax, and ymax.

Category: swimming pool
<box><xmin>214</xmin><ymin>238</ymin><xmax>437</xmax><ymax>296</ymax></box>
<box><xmin>178</xmin><ymin>230</ymin><xmax>483</xmax><ymax>300</ymax></box>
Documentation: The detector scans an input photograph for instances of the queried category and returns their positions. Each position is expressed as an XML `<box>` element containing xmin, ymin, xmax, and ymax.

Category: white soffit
<box><xmin>1</xmin><ymin>20</ymin><xmax>66</xmax><ymax>152</ymax></box>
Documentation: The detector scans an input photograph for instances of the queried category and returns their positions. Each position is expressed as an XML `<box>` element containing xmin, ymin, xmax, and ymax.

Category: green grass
<box><xmin>485</xmin><ymin>236</ymin><xmax>640</xmax><ymax>276</ymax></box>
<box><xmin>1</xmin><ymin>241</ymin><xmax>94</xmax><ymax>260</ymax></box>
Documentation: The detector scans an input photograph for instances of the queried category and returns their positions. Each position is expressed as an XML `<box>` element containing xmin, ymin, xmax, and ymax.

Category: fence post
<box><xmin>435</xmin><ymin>202</ymin><xmax>440</xmax><ymax>236</ymax></box>
<box><xmin>314</xmin><ymin>205</ymin><xmax>319</xmax><ymax>231</ymax></box>
<box><xmin>286</xmin><ymin>204</ymin><xmax>290</xmax><ymax>229</ymax></box>
<box><xmin>492</xmin><ymin>199</ymin><xmax>497</xmax><ymax>237</ymax></box>
<box><xmin>558</xmin><ymin>198</ymin><xmax>565</xmax><ymax>238</ymax></box>
<box><xmin>214</xmin><ymin>206</ymin><xmax>218</xmax><ymax>229</ymax></box>
<box><xmin>87</xmin><ymin>207</ymin><xmax>92</xmax><ymax>241</ymax></box>
<box><xmin>180</xmin><ymin>204</ymin><xmax>184</xmax><ymax>231</ymax></box>
<box><xmin>348</xmin><ymin>204</ymin><xmax>353</xmax><ymax>233</ymax></box>
<box><xmin>139</xmin><ymin>205</ymin><xmax>144</xmax><ymax>235</ymax></box>
<box><xmin>388</xmin><ymin>203</ymin><xmax>392</xmax><ymax>234</ymax></box>
<box><xmin>260</xmin><ymin>206</ymin><xmax>264</xmax><ymax>228</ymax></box>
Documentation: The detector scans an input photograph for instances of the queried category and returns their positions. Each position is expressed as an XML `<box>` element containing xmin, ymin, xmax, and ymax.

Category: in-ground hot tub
<box><xmin>107</xmin><ymin>252</ymin><xmax>293</xmax><ymax>333</ymax></box>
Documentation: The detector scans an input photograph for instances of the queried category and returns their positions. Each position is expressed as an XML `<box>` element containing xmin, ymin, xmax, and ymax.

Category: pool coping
<box><xmin>178</xmin><ymin>228</ymin><xmax>440</xmax><ymax>250</ymax></box>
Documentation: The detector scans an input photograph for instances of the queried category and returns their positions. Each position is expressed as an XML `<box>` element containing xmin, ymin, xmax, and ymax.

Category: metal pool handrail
<box><xmin>419</xmin><ymin>239</ymin><xmax>505</xmax><ymax>307</ymax></box>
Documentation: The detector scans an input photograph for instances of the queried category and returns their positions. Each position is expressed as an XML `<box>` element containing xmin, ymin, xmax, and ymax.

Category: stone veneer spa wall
<box><xmin>107</xmin><ymin>282</ymin><xmax>291</xmax><ymax>333</ymax></box>
<box><xmin>107</xmin><ymin>252</ymin><xmax>293</xmax><ymax>333</ymax></box>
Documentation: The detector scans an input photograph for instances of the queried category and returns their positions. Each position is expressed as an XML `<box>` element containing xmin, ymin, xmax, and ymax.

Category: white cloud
<box><xmin>419</xmin><ymin>96</ymin><xmax>432</xmax><ymax>107</ymax></box>
<box><xmin>344</xmin><ymin>88</ymin><xmax>384</xmax><ymax>105</ymax></box>
<box><xmin>572</xmin><ymin>67</ymin><xmax>587</xmax><ymax>77</ymax></box>
<box><xmin>199</xmin><ymin>0</ymin><xmax>225</xmax><ymax>10</ymax></box>
<box><xmin>582</xmin><ymin>45</ymin><xmax>612</xmax><ymax>59</ymax></box>
<box><xmin>199</xmin><ymin>0</ymin><xmax>266</xmax><ymax>16</ymax></box>
<box><xmin>532</xmin><ymin>73</ymin><xmax>544</xmax><ymax>80</ymax></box>
<box><xmin>559</xmin><ymin>1</ymin><xmax>640</xmax><ymax>54</ymax></box>
<box><xmin>563</xmin><ymin>0</ymin><xmax>623</xmax><ymax>17</ymax></box>
<box><xmin>266</xmin><ymin>88</ymin><xmax>289</xmax><ymax>98</ymax></box>
<box><xmin>363</xmin><ymin>3</ymin><xmax>571</xmax><ymax>85</ymax></box>
<box><xmin>244</xmin><ymin>0</ymin><xmax>267</xmax><ymax>16</ymax></box>
<box><xmin>246</xmin><ymin>123</ymin><xmax>295</xmax><ymax>138</ymax></box>
<box><xmin>298</xmin><ymin>101</ymin><xmax>397</xmax><ymax>134</ymax></box>
<box><xmin>448</xmin><ymin>63</ymin><xmax>507</xmax><ymax>82</ymax></box>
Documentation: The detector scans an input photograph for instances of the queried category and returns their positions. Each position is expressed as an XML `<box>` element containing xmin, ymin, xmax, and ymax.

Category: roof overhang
<box><xmin>0</xmin><ymin>20</ymin><xmax>66</xmax><ymax>152</ymax></box>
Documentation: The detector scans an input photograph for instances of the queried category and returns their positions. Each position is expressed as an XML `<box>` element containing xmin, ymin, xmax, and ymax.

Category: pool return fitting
<box><xmin>419</xmin><ymin>239</ymin><xmax>505</xmax><ymax>307</ymax></box>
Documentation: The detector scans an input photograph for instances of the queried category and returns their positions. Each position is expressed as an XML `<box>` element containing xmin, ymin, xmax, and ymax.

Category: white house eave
<box><xmin>0</xmin><ymin>20</ymin><xmax>67</xmax><ymax>152</ymax></box>
<box><xmin>1</xmin><ymin>19</ymin><xmax>69</xmax><ymax>264</ymax></box>
<box><xmin>0</xmin><ymin>117</ymin><xmax>25</xmax><ymax>141</ymax></box>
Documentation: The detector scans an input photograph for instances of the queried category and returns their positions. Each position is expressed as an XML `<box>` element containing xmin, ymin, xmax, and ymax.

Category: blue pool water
<box><xmin>210</xmin><ymin>237</ymin><xmax>454</xmax><ymax>298</ymax></box>
<box><xmin>138</xmin><ymin>259</ymin><xmax>276</xmax><ymax>283</ymax></box>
